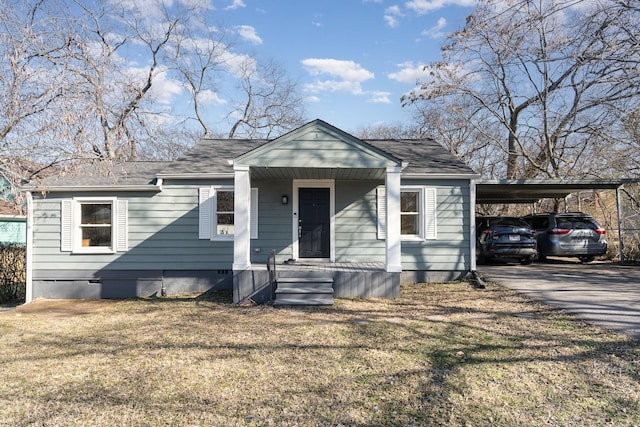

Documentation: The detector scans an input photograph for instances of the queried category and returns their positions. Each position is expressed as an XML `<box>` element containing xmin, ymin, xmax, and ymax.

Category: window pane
<box><xmin>81</xmin><ymin>204</ymin><xmax>112</xmax><ymax>225</ymax></box>
<box><xmin>401</xmin><ymin>192</ymin><xmax>418</xmax><ymax>213</ymax></box>
<box><xmin>401</xmin><ymin>214</ymin><xmax>418</xmax><ymax>235</ymax></box>
<box><xmin>81</xmin><ymin>227</ymin><xmax>112</xmax><ymax>247</ymax></box>
<box><xmin>217</xmin><ymin>191</ymin><xmax>234</xmax><ymax>212</ymax></box>
<box><xmin>217</xmin><ymin>213</ymin><xmax>234</xmax><ymax>235</ymax></box>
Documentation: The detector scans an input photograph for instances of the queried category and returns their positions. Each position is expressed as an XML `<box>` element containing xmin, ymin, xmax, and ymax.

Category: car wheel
<box><xmin>520</xmin><ymin>256</ymin><xmax>534</xmax><ymax>265</ymax></box>
<box><xmin>579</xmin><ymin>255</ymin><xmax>595</xmax><ymax>263</ymax></box>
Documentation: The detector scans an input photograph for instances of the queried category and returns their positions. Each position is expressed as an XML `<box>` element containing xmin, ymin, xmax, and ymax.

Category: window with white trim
<box><xmin>400</xmin><ymin>189</ymin><xmax>422</xmax><ymax>238</ymax></box>
<box><xmin>79</xmin><ymin>202</ymin><xmax>113</xmax><ymax>246</ymax></box>
<box><xmin>199</xmin><ymin>187</ymin><xmax>258</xmax><ymax>240</ymax></box>
<box><xmin>215</xmin><ymin>189</ymin><xmax>234</xmax><ymax>237</ymax></box>
<box><xmin>61</xmin><ymin>198</ymin><xmax>128</xmax><ymax>253</ymax></box>
<box><xmin>377</xmin><ymin>186</ymin><xmax>437</xmax><ymax>241</ymax></box>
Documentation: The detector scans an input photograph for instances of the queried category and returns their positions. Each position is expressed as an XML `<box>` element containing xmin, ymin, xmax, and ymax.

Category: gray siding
<box><xmin>334</xmin><ymin>179</ymin><xmax>472</xmax><ymax>270</ymax></box>
<box><xmin>32</xmin><ymin>183</ymin><xmax>235</xmax><ymax>273</ymax></box>
<box><xmin>335</xmin><ymin>181</ymin><xmax>385</xmax><ymax>262</ymax></box>
<box><xmin>250</xmin><ymin>180</ymin><xmax>293</xmax><ymax>263</ymax></box>
<box><xmin>31</xmin><ymin>177</ymin><xmax>472</xmax><ymax>299</ymax></box>
<box><xmin>400</xmin><ymin>179</ymin><xmax>471</xmax><ymax>271</ymax></box>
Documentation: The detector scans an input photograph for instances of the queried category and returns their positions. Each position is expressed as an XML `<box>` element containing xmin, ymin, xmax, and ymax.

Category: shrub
<box><xmin>605</xmin><ymin>232</ymin><xmax>640</xmax><ymax>264</ymax></box>
<box><xmin>0</xmin><ymin>244</ymin><xmax>26</xmax><ymax>304</ymax></box>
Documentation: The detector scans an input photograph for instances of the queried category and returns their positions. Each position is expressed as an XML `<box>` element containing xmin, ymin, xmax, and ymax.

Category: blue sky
<box><xmin>190</xmin><ymin>0</ymin><xmax>478</xmax><ymax>133</ymax></box>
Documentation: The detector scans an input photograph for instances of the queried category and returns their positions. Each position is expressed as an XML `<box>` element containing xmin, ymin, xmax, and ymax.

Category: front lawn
<box><xmin>0</xmin><ymin>282</ymin><xmax>638</xmax><ymax>426</ymax></box>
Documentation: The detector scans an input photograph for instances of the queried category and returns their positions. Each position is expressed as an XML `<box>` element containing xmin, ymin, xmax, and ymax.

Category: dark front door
<box><xmin>299</xmin><ymin>188</ymin><xmax>330</xmax><ymax>258</ymax></box>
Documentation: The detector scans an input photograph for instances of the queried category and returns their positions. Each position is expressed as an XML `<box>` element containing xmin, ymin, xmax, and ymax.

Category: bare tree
<box><xmin>404</xmin><ymin>0</ymin><xmax>640</xmax><ymax>179</ymax></box>
<box><xmin>353</xmin><ymin>122</ymin><xmax>421</xmax><ymax>139</ymax></box>
<box><xmin>0</xmin><ymin>0</ymin><xmax>79</xmax><ymax>195</ymax></box>
<box><xmin>1</xmin><ymin>0</ymin><xmax>309</xmax><ymax>192</ymax></box>
<box><xmin>67</xmin><ymin>0</ymin><xmax>186</xmax><ymax>161</ymax></box>
<box><xmin>171</xmin><ymin>25</ymin><xmax>230</xmax><ymax>139</ymax></box>
<box><xmin>227</xmin><ymin>58</ymin><xmax>307</xmax><ymax>139</ymax></box>
<box><xmin>415</xmin><ymin>101</ymin><xmax>508</xmax><ymax>178</ymax></box>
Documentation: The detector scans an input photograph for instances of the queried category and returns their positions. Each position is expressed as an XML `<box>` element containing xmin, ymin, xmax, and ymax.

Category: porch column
<box><xmin>233</xmin><ymin>165</ymin><xmax>251</xmax><ymax>270</ymax></box>
<box><xmin>385</xmin><ymin>166</ymin><xmax>402</xmax><ymax>272</ymax></box>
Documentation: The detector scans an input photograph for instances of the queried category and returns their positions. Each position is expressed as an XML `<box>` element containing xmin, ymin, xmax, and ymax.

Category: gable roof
<box><xmin>234</xmin><ymin>119</ymin><xmax>403</xmax><ymax>169</ymax></box>
<box><xmin>160</xmin><ymin>119</ymin><xmax>476</xmax><ymax>179</ymax></box>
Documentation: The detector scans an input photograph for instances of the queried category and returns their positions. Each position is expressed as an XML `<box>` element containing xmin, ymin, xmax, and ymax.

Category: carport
<box><xmin>474</xmin><ymin>178</ymin><xmax>638</xmax><ymax>263</ymax></box>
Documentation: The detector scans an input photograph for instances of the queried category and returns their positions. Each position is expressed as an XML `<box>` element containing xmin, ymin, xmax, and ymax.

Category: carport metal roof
<box><xmin>476</xmin><ymin>178</ymin><xmax>636</xmax><ymax>204</ymax></box>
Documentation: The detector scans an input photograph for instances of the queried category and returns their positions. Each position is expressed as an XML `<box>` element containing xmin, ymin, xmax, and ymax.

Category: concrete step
<box><xmin>277</xmin><ymin>277</ymin><xmax>334</xmax><ymax>283</ymax></box>
<box><xmin>274</xmin><ymin>277</ymin><xmax>334</xmax><ymax>306</ymax></box>
<box><xmin>273</xmin><ymin>294</ymin><xmax>334</xmax><ymax>306</ymax></box>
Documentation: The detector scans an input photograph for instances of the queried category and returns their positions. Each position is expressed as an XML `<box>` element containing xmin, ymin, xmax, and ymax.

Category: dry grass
<box><xmin>0</xmin><ymin>282</ymin><xmax>639</xmax><ymax>426</ymax></box>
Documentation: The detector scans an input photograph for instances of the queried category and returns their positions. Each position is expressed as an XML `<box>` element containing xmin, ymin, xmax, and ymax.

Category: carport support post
<box><xmin>470</xmin><ymin>179</ymin><xmax>477</xmax><ymax>271</ymax></box>
<box><xmin>616</xmin><ymin>186</ymin><xmax>625</xmax><ymax>264</ymax></box>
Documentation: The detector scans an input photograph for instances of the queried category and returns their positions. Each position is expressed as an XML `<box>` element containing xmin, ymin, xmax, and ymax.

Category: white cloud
<box><xmin>197</xmin><ymin>89</ymin><xmax>227</xmax><ymax>106</ymax></box>
<box><xmin>369</xmin><ymin>91</ymin><xmax>392</xmax><ymax>104</ymax></box>
<box><xmin>220</xmin><ymin>51</ymin><xmax>256</xmax><ymax>78</ymax></box>
<box><xmin>387</xmin><ymin>61</ymin><xmax>431</xmax><ymax>84</ymax></box>
<box><xmin>301</xmin><ymin>58</ymin><xmax>379</xmax><ymax>97</ymax></box>
<box><xmin>384</xmin><ymin>15</ymin><xmax>399</xmax><ymax>28</ymax></box>
<box><xmin>225</xmin><ymin>0</ymin><xmax>246</xmax><ymax>10</ymax></box>
<box><xmin>406</xmin><ymin>0</ymin><xmax>476</xmax><ymax>15</ymax></box>
<box><xmin>421</xmin><ymin>17</ymin><xmax>447</xmax><ymax>39</ymax></box>
<box><xmin>148</xmin><ymin>69</ymin><xmax>183</xmax><ymax>105</ymax></box>
<box><xmin>302</xmin><ymin>59</ymin><xmax>374</xmax><ymax>82</ymax></box>
<box><xmin>384</xmin><ymin>5</ymin><xmax>403</xmax><ymax>28</ymax></box>
<box><xmin>312</xmin><ymin>13</ymin><xmax>323</xmax><ymax>27</ymax></box>
<box><xmin>236</xmin><ymin>25</ymin><xmax>263</xmax><ymax>45</ymax></box>
<box><xmin>304</xmin><ymin>80</ymin><xmax>366</xmax><ymax>95</ymax></box>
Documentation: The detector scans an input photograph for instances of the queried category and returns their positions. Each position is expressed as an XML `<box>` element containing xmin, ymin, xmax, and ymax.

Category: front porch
<box><xmin>233</xmin><ymin>260</ymin><xmax>400</xmax><ymax>304</ymax></box>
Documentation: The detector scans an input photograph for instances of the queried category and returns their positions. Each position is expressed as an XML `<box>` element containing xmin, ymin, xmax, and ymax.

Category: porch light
<box><xmin>281</xmin><ymin>195</ymin><xmax>289</xmax><ymax>205</ymax></box>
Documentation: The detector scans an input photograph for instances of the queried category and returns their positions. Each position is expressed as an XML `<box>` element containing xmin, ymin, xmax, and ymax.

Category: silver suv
<box><xmin>523</xmin><ymin>213</ymin><xmax>607</xmax><ymax>263</ymax></box>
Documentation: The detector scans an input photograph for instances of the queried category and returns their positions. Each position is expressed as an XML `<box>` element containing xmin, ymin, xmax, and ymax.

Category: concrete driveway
<box><xmin>478</xmin><ymin>260</ymin><xmax>640</xmax><ymax>340</ymax></box>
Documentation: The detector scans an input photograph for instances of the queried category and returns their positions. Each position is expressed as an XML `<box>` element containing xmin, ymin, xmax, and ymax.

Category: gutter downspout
<box><xmin>25</xmin><ymin>191</ymin><xmax>33</xmax><ymax>303</ymax></box>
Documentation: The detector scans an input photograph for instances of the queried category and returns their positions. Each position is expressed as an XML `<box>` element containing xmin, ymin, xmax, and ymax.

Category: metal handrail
<box><xmin>267</xmin><ymin>249</ymin><xmax>277</xmax><ymax>301</ymax></box>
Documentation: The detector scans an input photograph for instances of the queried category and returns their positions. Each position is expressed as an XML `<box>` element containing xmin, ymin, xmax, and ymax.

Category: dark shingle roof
<box><xmin>159</xmin><ymin>137</ymin><xmax>475</xmax><ymax>176</ymax></box>
<box><xmin>32</xmin><ymin>133</ymin><xmax>476</xmax><ymax>190</ymax></box>
<box><xmin>365</xmin><ymin>139</ymin><xmax>475</xmax><ymax>175</ymax></box>
<box><xmin>37</xmin><ymin>161</ymin><xmax>171</xmax><ymax>188</ymax></box>
<box><xmin>158</xmin><ymin>140</ymin><xmax>268</xmax><ymax>176</ymax></box>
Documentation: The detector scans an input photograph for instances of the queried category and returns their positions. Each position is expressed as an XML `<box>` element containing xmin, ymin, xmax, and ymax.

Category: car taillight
<box><xmin>595</xmin><ymin>227</ymin><xmax>606</xmax><ymax>235</ymax></box>
<box><xmin>482</xmin><ymin>230</ymin><xmax>495</xmax><ymax>235</ymax></box>
<box><xmin>547</xmin><ymin>228</ymin><xmax>570</xmax><ymax>235</ymax></box>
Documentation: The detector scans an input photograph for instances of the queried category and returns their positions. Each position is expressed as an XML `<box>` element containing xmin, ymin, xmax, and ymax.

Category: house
<box><xmin>0</xmin><ymin>199</ymin><xmax>25</xmax><ymax>245</ymax></box>
<box><xmin>1</xmin><ymin>159</ymin><xmax>54</xmax><ymax>245</ymax></box>
<box><xmin>24</xmin><ymin>120</ymin><xmax>480</xmax><ymax>304</ymax></box>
